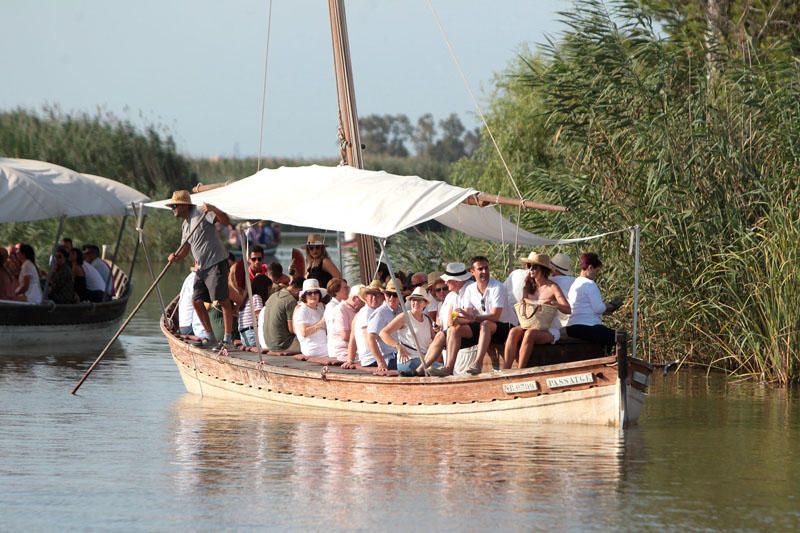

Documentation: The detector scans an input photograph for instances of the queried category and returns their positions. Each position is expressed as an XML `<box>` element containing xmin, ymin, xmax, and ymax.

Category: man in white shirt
<box><xmin>365</xmin><ymin>279</ymin><xmax>401</xmax><ymax>372</ymax></box>
<box><xmin>81</xmin><ymin>244</ymin><xmax>113</xmax><ymax>297</ymax></box>
<box><xmin>343</xmin><ymin>280</ymin><xmax>384</xmax><ymax>369</ymax></box>
<box><xmin>448</xmin><ymin>256</ymin><xmax>514</xmax><ymax>375</ymax></box>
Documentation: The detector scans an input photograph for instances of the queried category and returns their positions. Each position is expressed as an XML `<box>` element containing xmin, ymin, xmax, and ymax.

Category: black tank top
<box><xmin>306</xmin><ymin>263</ymin><xmax>333</xmax><ymax>289</ymax></box>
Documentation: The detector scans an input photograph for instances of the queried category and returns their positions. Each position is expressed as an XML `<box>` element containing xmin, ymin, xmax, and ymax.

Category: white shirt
<box><xmin>257</xmin><ymin>309</ymin><xmax>267</xmax><ymax>348</ymax></box>
<box><xmin>90</xmin><ymin>257</ymin><xmax>113</xmax><ymax>294</ymax></box>
<box><xmin>355</xmin><ymin>306</ymin><xmax>377</xmax><ymax>366</ymax></box>
<box><xmin>463</xmin><ymin>278</ymin><xmax>515</xmax><ymax>324</ymax></box>
<box><xmin>83</xmin><ymin>261</ymin><xmax>106</xmax><ymax>292</ymax></box>
<box><xmin>438</xmin><ymin>282</ymin><xmax>471</xmax><ymax>331</ymax></box>
<box><xmin>294</xmin><ymin>303</ymin><xmax>327</xmax><ymax>357</ymax></box>
<box><xmin>19</xmin><ymin>260</ymin><xmax>42</xmax><ymax>304</ymax></box>
<box><xmin>504</xmin><ymin>269</ymin><xmax>527</xmax><ymax>305</ymax></box>
<box><xmin>367</xmin><ymin>303</ymin><xmax>399</xmax><ymax>359</ymax></box>
<box><xmin>397</xmin><ymin>313</ymin><xmax>433</xmax><ymax>359</ymax></box>
<box><xmin>551</xmin><ymin>275</ymin><xmax>576</xmax><ymax>327</ymax></box>
<box><xmin>178</xmin><ymin>273</ymin><xmax>196</xmax><ymax>329</ymax></box>
<box><xmin>566</xmin><ymin>276</ymin><xmax>606</xmax><ymax>327</ymax></box>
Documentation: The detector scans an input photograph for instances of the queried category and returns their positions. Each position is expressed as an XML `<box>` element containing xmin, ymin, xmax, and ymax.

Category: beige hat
<box><xmin>427</xmin><ymin>271</ymin><xmax>444</xmax><ymax>286</ymax></box>
<box><xmin>384</xmin><ymin>279</ymin><xmax>399</xmax><ymax>294</ymax></box>
<box><xmin>407</xmin><ymin>286</ymin><xmax>431</xmax><ymax>304</ymax></box>
<box><xmin>440</xmin><ymin>262</ymin><xmax>472</xmax><ymax>282</ymax></box>
<box><xmin>360</xmin><ymin>279</ymin><xmax>385</xmax><ymax>300</ymax></box>
<box><xmin>550</xmin><ymin>253</ymin><xmax>573</xmax><ymax>275</ymax></box>
<box><xmin>167</xmin><ymin>190</ymin><xmax>193</xmax><ymax>207</ymax></box>
<box><xmin>306</xmin><ymin>233</ymin><xmax>325</xmax><ymax>246</ymax></box>
<box><xmin>520</xmin><ymin>252</ymin><xmax>552</xmax><ymax>270</ymax></box>
<box><xmin>299</xmin><ymin>278</ymin><xmax>327</xmax><ymax>298</ymax></box>
<box><xmin>349</xmin><ymin>284</ymin><xmax>365</xmax><ymax>301</ymax></box>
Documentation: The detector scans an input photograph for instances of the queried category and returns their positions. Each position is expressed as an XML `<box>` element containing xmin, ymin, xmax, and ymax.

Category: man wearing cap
<box><xmin>549</xmin><ymin>253</ymin><xmax>576</xmax><ymax>327</ymax></box>
<box><xmin>345</xmin><ymin>280</ymin><xmax>385</xmax><ymax>369</ymax></box>
<box><xmin>417</xmin><ymin>262</ymin><xmax>473</xmax><ymax>376</ymax></box>
<box><xmin>328</xmin><ymin>284</ymin><xmax>364</xmax><ymax>362</ymax></box>
<box><xmin>166</xmin><ymin>190</ymin><xmax>234</xmax><ymax>347</ymax></box>
<box><xmin>365</xmin><ymin>279</ymin><xmax>402</xmax><ymax>372</ymax></box>
<box><xmin>448</xmin><ymin>255</ymin><xmax>515</xmax><ymax>375</ymax></box>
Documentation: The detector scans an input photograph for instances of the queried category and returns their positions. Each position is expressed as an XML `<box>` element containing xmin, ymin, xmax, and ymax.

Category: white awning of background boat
<box><xmin>146</xmin><ymin>165</ymin><xmax>562</xmax><ymax>244</ymax></box>
<box><xmin>0</xmin><ymin>158</ymin><xmax>150</xmax><ymax>223</ymax></box>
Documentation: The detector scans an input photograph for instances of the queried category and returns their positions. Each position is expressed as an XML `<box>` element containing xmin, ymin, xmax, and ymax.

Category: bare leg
<box><xmin>219</xmin><ymin>298</ymin><xmax>233</xmax><ymax>338</ymax></box>
<box><xmin>503</xmin><ymin>326</ymin><xmax>525</xmax><ymax>369</ymax></box>
<box><xmin>471</xmin><ymin>320</ymin><xmax>497</xmax><ymax>371</ymax></box>
<box><xmin>192</xmin><ymin>299</ymin><xmax>215</xmax><ymax>340</ymax></box>
<box><xmin>518</xmin><ymin>330</ymin><xmax>554</xmax><ymax>368</ymax></box>
<box><xmin>416</xmin><ymin>331</ymin><xmax>446</xmax><ymax>375</ymax></box>
<box><xmin>446</xmin><ymin>325</ymin><xmax>472</xmax><ymax>374</ymax></box>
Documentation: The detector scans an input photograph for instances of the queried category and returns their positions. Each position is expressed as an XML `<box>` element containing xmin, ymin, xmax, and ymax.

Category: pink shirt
<box><xmin>328</xmin><ymin>301</ymin><xmax>358</xmax><ymax>361</ymax></box>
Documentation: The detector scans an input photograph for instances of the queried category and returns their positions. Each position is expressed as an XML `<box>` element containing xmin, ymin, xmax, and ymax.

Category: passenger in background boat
<box><xmin>5</xmin><ymin>244</ymin><xmax>22</xmax><ymax>280</ymax></box>
<box><xmin>424</xmin><ymin>273</ymin><xmax>447</xmax><ymax>324</ymax></box>
<box><xmin>267</xmin><ymin>261</ymin><xmax>291</xmax><ymax>290</ymax></box>
<box><xmin>262</xmin><ymin>276</ymin><xmax>303</xmax><ymax>353</ymax></box>
<box><xmin>565</xmin><ymin>252</ymin><xmax>622</xmax><ymax>351</ymax></box>
<box><xmin>345</xmin><ymin>280</ymin><xmax>384</xmax><ymax>369</ymax></box>
<box><xmin>47</xmin><ymin>247</ymin><xmax>75</xmax><ymax>304</ymax></box>
<box><xmin>60</xmin><ymin>238</ymin><xmax>73</xmax><ymax>255</ymax></box>
<box><xmin>293</xmin><ymin>278</ymin><xmax>328</xmax><ymax>359</ymax></box>
<box><xmin>364</xmin><ymin>279</ymin><xmax>403</xmax><ymax>372</ymax></box>
<box><xmin>166</xmin><ymin>190</ymin><xmax>235</xmax><ymax>347</ymax></box>
<box><xmin>380</xmin><ymin>287</ymin><xmax>435</xmax><ymax>376</ymax></box>
<box><xmin>418</xmin><ymin>262</ymin><xmax>473</xmax><ymax>376</ymax></box>
<box><xmin>504</xmin><ymin>253</ymin><xmax>570</xmax><ymax>369</ymax></box>
<box><xmin>14</xmin><ymin>244</ymin><xmax>43</xmax><ymax>304</ymax></box>
<box><xmin>77</xmin><ymin>249</ymin><xmax>108</xmax><ymax>303</ymax></box>
<box><xmin>177</xmin><ymin>266</ymin><xmax>209</xmax><ymax>340</ymax></box>
<box><xmin>328</xmin><ymin>284</ymin><xmax>363</xmax><ymax>362</ymax></box>
<box><xmin>549</xmin><ymin>253</ymin><xmax>576</xmax><ymax>327</ymax></box>
<box><xmin>239</xmin><ymin>274</ymin><xmax>271</xmax><ymax>348</ymax></box>
<box><xmin>304</xmin><ymin>233</ymin><xmax>341</xmax><ymax>289</ymax></box>
<box><xmin>449</xmin><ymin>256</ymin><xmax>515</xmax><ymax>375</ymax></box>
<box><xmin>81</xmin><ymin>244</ymin><xmax>113</xmax><ymax>297</ymax></box>
<box><xmin>0</xmin><ymin>248</ymin><xmax>18</xmax><ymax>300</ymax></box>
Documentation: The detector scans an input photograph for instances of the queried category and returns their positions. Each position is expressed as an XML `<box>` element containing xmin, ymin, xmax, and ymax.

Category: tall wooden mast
<box><xmin>328</xmin><ymin>0</ymin><xmax>376</xmax><ymax>284</ymax></box>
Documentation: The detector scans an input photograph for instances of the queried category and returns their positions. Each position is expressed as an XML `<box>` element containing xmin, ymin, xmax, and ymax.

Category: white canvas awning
<box><xmin>0</xmin><ymin>158</ymin><xmax>150</xmax><ymax>223</ymax></box>
<box><xmin>147</xmin><ymin>165</ymin><xmax>563</xmax><ymax>245</ymax></box>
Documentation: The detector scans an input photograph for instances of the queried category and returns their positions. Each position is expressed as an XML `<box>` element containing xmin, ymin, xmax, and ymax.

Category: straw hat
<box><xmin>550</xmin><ymin>253</ymin><xmax>573</xmax><ymax>275</ymax></box>
<box><xmin>440</xmin><ymin>262</ymin><xmax>472</xmax><ymax>282</ymax></box>
<box><xmin>384</xmin><ymin>279</ymin><xmax>399</xmax><ymax>294</ymax></box>
<box><xmin>299</xmin><ymin>278</ymin><xmax>327</xmax><ymax>298</ymax></box>
<box><xmin>306</xmin><ymin>233</ymin><xmax>325</xmax><ymax>246</ymax></box>
<box><xmin>427</xmin><ymin>271</ymin><xmax>444</xmax><ymax>286</ymax></box>
<box><xmin>359</xmin><ymin>279</ymin><xmax>384</xmax><ymax>300</ymax></box>
<box><xmin>519</xmin><ymin>252</ymin><xmax>552</xmax><ymax>270</ymax></box>
<box><xmin>167</xmin><ymin>190</ymin><xmax>193</xmax><ymax>207</ymax></box>
<box><xmin>408</xmin><ymin>286</ymin><xmax>431</xmax><ymax>304</ymax></box>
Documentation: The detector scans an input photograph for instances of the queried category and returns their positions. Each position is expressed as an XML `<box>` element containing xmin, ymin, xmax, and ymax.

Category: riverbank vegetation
<box><xmin>448</xmin><ymin>0</ymin><xmax>800</xmax><ymax>383</ymax></box>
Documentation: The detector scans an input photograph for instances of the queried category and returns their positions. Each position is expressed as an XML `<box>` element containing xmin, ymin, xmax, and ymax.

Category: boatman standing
<box><xmin>166</xmin><ymin>190</ymin><xmax>234</xmax><ymax>348</ymax></box>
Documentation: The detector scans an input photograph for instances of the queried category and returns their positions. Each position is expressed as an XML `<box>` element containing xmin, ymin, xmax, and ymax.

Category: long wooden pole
<box><xmin>328</xmin><ymin>0</ymin><xmax>376</xmax><ymax>283</ymax></box>
<box><xmin>71</xmin><ymin>218</ymin><xmax>204</xmax><ymax>395</ymax></box>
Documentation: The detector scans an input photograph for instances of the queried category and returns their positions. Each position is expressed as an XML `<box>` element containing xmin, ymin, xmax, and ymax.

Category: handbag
<box><xmin>514</xmin><ymin>300</ymin><xmax>558</xmax><ymax>330</ymax></box>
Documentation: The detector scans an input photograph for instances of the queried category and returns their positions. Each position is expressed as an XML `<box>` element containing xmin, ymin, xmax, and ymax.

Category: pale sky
<box><xmin>2</xmin><ymin>0</ymin><xmax>567</xmax><ymax>159</ymax></box>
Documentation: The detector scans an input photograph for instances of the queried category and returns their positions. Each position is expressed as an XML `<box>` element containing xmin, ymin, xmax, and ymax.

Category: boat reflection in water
<box><xmin>169</xmin><ymin>395</ymin><xmax>632</xmax><ymax>529</ymax></box>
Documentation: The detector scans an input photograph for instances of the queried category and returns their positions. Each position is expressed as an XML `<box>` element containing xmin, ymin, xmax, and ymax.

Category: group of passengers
<box><xmin>0</xmin><ymin>239</ymin><xmax>115</xmax><ymax>305</ymax></box>
<box><xmin>166</xmin><ymin>191</ymin><xmax>622</xmax><ymax>374</ymax></box>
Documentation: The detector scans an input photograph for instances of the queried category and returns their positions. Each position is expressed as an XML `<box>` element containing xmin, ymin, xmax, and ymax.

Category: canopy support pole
<box><xmin>128</xmin><ymin>202</ymin><xmax>146</xmax><ymax>287</ymax></box>
<box><xmin>42</xmin><ymin>215</ymin><xmax>66</xmax><ymax>300</ymax></box>
<box><xmin>239</xmin><ymin>226</ymin><xmax>261</xmax><ymax>350</ymax></box>
<box><xmin>379</xmin><ymin>239</ymin><xmax>430</xmax><ymax>377</ymax></box>
<box><xmin>631</xmin><ymin>224</ymin><xmax>641</xmax><ymax>362</ymax></box>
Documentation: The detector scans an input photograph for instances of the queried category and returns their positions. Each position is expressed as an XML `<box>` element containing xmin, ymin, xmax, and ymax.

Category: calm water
<box><xmin>1</xmin><ymin>268</ymin><xmax>799</xmax><ymax>531</ymax></box>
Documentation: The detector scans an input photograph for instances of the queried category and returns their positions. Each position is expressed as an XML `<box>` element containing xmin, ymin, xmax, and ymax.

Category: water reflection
<box><xmin>169</xmin><ymin>396</ymin><xmax>629</xmax><ymax>529</ymax></box>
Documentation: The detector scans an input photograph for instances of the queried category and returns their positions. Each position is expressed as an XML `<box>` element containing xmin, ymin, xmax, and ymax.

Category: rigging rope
<box><xmin>256</xmin><ymin>0</ymin><xmax>274</xmax><ymax>172</ymax></box>
<box><xmin>425</xmin><ymin>0</ymin><xmax>524</xmax><ymax>201</ymax></box>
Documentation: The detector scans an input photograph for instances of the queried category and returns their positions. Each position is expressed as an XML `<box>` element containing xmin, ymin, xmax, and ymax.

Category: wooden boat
<box><xmin>151</xmin><ymin>1</ymin><xmax>653</xmax><ymax>426</ymax></box>
<box><xmin>161</xmin><ymin>299</ymin><xmax>651</xmax><ymax>426</ymax></box>
<box><xmin>0</xmin><ymin>158</ymin><xmax>148</xmax><ymax>353</ymax></box>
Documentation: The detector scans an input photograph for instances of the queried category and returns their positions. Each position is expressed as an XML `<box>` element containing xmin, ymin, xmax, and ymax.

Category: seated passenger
<box><xmin>549</xmin><ymin>253</ymin><xmax>576</xmax><ymax>327</ymax></box>
<box><xmin>267</xmin><ymin>261</ymin><xmax>291</xmax><ymax>289</ymax></box>
<box><xmin>503</xmin><ymin>253</ymin><xmax>570</xmax><ymax>369</ymax></box>
<box><xmin>239</xmin><ymin>274</ymin><xmax>271</xmax><ymax>348</ymax></box>
<box><xmin>425</xmin><ymin>274</ymin><xmax>447</xmax><ymax>323</ymax></box>
<box><xmin>380</xmin><ymin>287</ymin><xmax>435</xmax><ymax>376</ymax></box>
<box><xmin>293</xmin><ymin>278</ymin><xmax>328</xmax><ymax>359</ymax></box>
<box><xmin>0</xmin><ymin>248</ymin><xmax>18</xmax><ymax>300</ymax></box>
<box><xmin>328</xmin><ymin>284</ymin><xmax>364</xmax><ymax>362</ymax></box>
<box><xmin>565</xmin><ymin>253</ymin><xmax>622</xmax><ymax>351</ymax></box>
<box><xmin>14</xmin><ymin>244</ymin><xmax>43</xmax><ymax>304</ymax></box>
<box><xmin>323</xmin><ymin>277</ymin><xmax>348</xmax><ymax>332</ymax></box>
<box><xmin>262</xmin><ymin>276</ymin><xmax>303</xmax><ymax>353</ymax></box>
<box><xmin>47</xmin><ymin>247</ymin><xmax>75</xmax><ymax>304</ymax></box>
<box><xmin>73</xmin><ymin>249</ymin><xmax>106</xmax><ymax>302</ymax></box>
<box><xmin>365</xmin><ymin>279</ymin><xmax>402</xmax><ymax>372</ymax></box>
<box><xmin>342</xmin><ymin>280</ymin><xmax>384</xmax><ymax>370</ymax></box>
<box><xmin>304</xmin><ymin>233</ymin><xmax>341</xmax><ymax>289</ymax></box>
<box><xmin>81</xmin><ymin>244</ymin><xmax>113</xmax><ymax>297</ymax></box>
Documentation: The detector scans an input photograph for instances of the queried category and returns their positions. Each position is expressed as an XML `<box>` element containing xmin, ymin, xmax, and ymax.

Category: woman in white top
<box><xmin>293</xmin><ymin>278</ymin><xmax>328</xmax><ymax>358</ymax></box>
<box><xmin>380</xmin><ymin>287</ymin><xmax>434</xmax><ymax>376</ymax></box>
<box><xmin>504</xmin><ymin>253</ymin><xmax>570</xmax><ymax>369</ymax></box>
<box><xmin>14</xmin><ymin>244</ymin><xmax>42</xmax><ymax>304</ymax></box>
<box><xmin>565</xmin><ymin>252</ymin><xmax>622</xmax><ymax>350</ymax></box>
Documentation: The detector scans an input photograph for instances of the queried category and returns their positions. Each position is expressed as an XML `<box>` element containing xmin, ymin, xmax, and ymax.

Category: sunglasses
<box><xmin>249</xmin><ymin>256</ymin><xmax>263</xmax><ymax>262</ymax></box>
<box><xmin>307</xmin><ymin>244</ymin><xmax>323</xmax><ymax>250</ymax></box>
<box><xmin>434</xmin><ymin>287</ymin><xmax>448</xmax><ymax>293</ymax></box>
<box><xmin>306</xmin><ymin>290</ymin><xmax>321</xmax><ymax>296</ymax></box>
<box><xmin>384</xmin><ymin>292</ymin><xmax>399</xmax><ymax>299</ymax></box>
<box><xmin>481</xmin><ymin>297</ymin><xmax>486</xmax><ymax>312</ymax></box>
